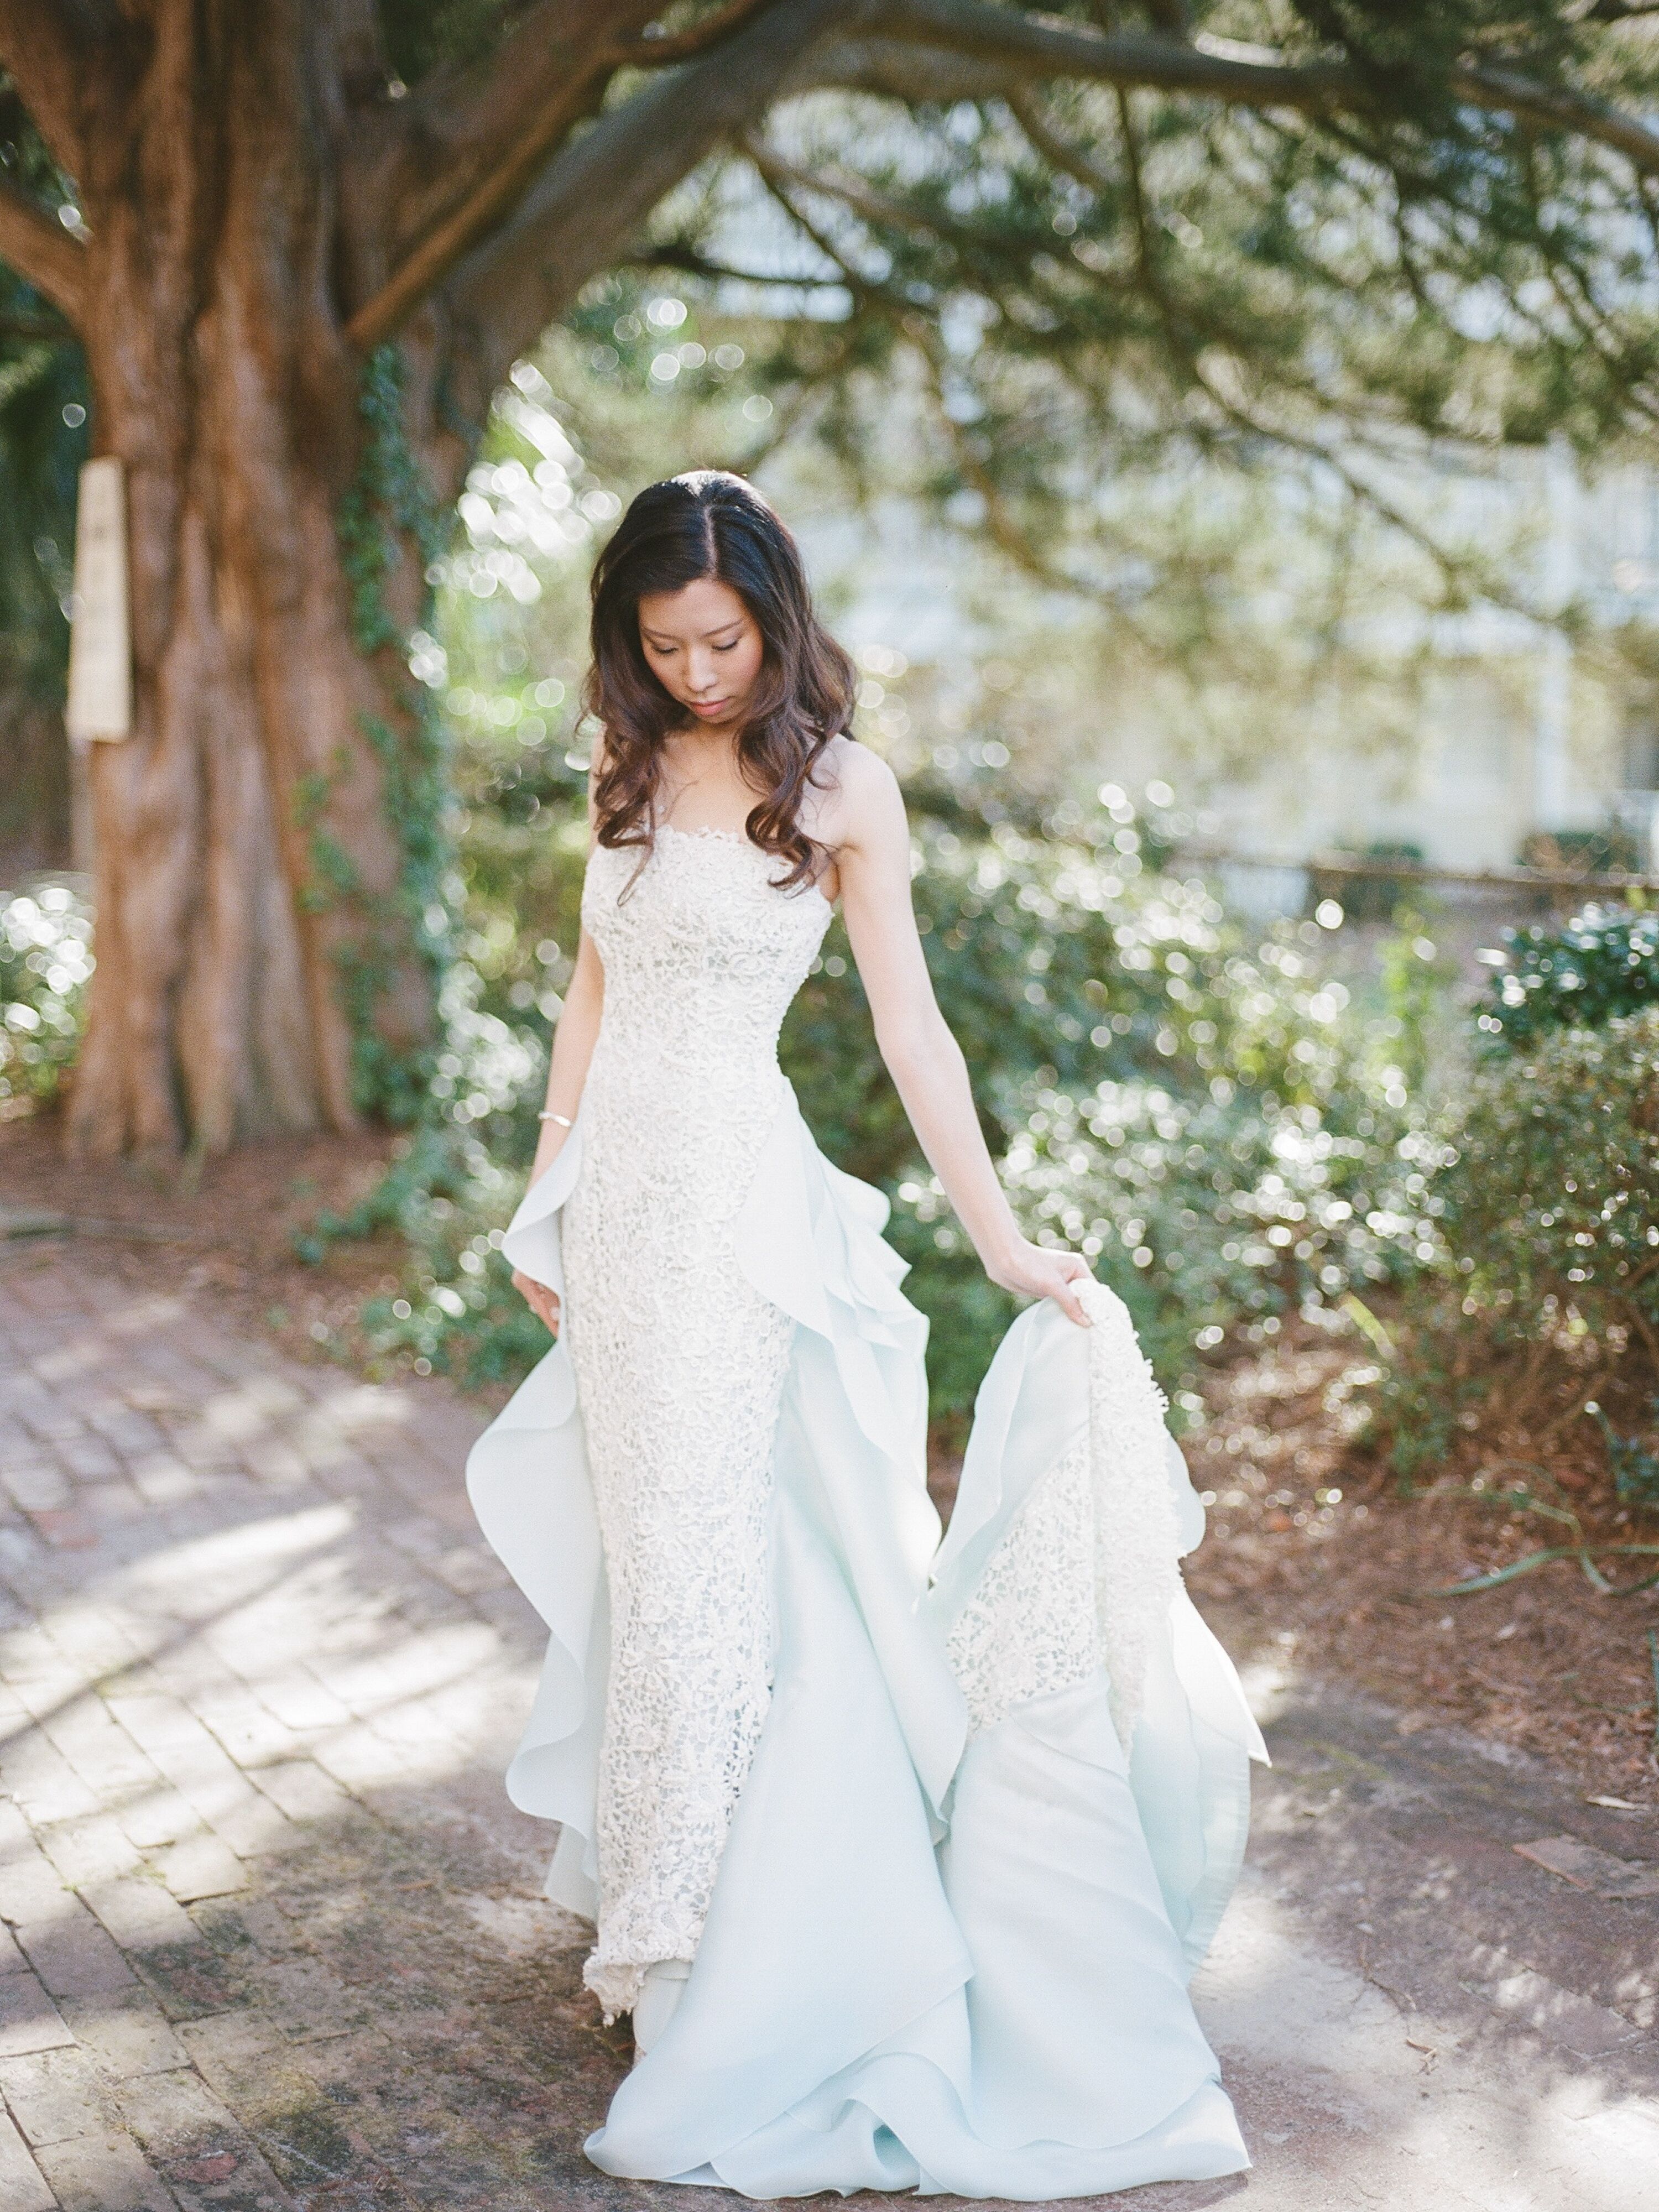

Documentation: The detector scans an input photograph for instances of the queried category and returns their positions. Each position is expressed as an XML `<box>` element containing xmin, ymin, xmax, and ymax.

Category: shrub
<box><xmin>781</xmin><ymin>794</ymin><xmax>1448</xmax><ymax>1415</ymax></box>
<box><xmin>296</xmin><ymin>959</ymin><xmax>553</xmax><ymax>1387</ymax></box>
<box><xmin>1477</xmin><ymin>901</ymin><xmax>1659</xmax><ymax>1047</ymax></box>
<box><xmin>784</xmin><ymin>802</ymin><xmax>1380</xmax><ymax>1186</ymax></box>
<box><xmin>1380</xmin><ymin>1009</ymin><xmax>1659</xmax><ymax>1482</ymax></box>
<box><xmin>998</xmin><ymin>1078</ymin><xmax>1438</xmax><ymax>1410</ymax></box>
<box><xmin>0</xmin><ymin>881</ymin><xmax>93</xmax><ymax>1112</ymax></box>
<box><xmin>312</xmin><ymin>1120</ymin><xmax>554</xmax><ymax>1391</ymax></box>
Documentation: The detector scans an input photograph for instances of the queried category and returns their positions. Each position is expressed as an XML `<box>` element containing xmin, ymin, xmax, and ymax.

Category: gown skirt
<box><xmin>468</xmin><ymin>1074</ymin><xmax>1268</xmax><ymax>2199</ymax></box>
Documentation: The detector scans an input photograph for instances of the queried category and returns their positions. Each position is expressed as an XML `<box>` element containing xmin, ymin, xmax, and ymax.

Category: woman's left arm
<box><xmin>833</xmin><ymin>747</ymin><xmax>1092</xmax><ymax>1327</ymax></box>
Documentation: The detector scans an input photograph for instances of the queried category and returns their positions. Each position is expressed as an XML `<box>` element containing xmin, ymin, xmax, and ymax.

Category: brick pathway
<box><xmin>0</xmin><ymin>1241</ymin><xmax>641</xmax><ymax>2211</ymax></box>
<box><xmin>1</xmin><ymin>1238</ymin><xmax>1656</xmax><ymax>2211</ymax></box>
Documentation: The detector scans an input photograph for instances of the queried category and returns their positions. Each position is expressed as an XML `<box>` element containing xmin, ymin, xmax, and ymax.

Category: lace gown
<box><xmin>468</xmin><ymin>822</ymin><xmax>1269</xmax><ymax>2200</ymax></box>
<box><xmin>559</xmin><ymin>826</ymin><xmax>829</xmax><ymax>2017</ymax></box>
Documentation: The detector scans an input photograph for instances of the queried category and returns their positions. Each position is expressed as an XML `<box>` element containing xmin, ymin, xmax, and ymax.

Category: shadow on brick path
<box><xmin>0</xmin><ymin>1242</ymin><xmax>1656</xmax><ymax>2211</ymax></box>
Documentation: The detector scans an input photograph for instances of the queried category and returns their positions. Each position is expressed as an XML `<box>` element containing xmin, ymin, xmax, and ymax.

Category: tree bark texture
<box><xmin>58</xmin><ymin>13</ymin><xmax>425</xmax><ymax>1154</ymax></box>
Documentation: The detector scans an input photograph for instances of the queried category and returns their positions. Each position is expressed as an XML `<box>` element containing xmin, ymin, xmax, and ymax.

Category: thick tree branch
<box><xmin>883</xmin><ymin>4</ymin><xmax>1358</xmax><ymax>106</ymax></box>
<box><xmin>806</xmin><ymin>2</ymin><xmax>1659</xmax><ymax>179</ymax></box>
<box><xmin>1454</xmin><ymin>59</ymin><xmax>1659</xmax><ymax>175</ymax></box>
<box><xmin>348</xmin><ymin>0</ymin><xmax>666</xmax><ymax>344</ymax></box>
<box><xmin>0</xmin><ymin>0</ymin><xmax>114</xmax><ymax>175</ymax></box>
<box><xmin>353</xmin><ymin>2</ymin><xmax>824</xmax><ymax>345</ymax></box>
<box><xmin>442</xmin><ymin>0</ymin><xmax>867</xmax><ymax>403</ymax></box>
<box><xmin>612</xmin><ymin>0</ymin><xmax>777</xmax><ymax>65</ymax></box>
<box><xmin>0</xmin><ymin>176</ymin><xmax>86</xmax><ymax>326</ymax></box>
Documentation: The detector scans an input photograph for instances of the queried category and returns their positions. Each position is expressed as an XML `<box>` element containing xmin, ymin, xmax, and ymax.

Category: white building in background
<box><xmin>796</xmin><ymin>440</ymin><xmax>1659</xmax><ymax>879</ymax></box>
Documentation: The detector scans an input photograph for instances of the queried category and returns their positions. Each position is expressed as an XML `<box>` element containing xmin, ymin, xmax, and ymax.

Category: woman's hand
<box><xmin>985</xmin><ymin>1239</ymin><xmax>1094</xmax><ymax>1327</ymax></box>
<box><xmin>513</xmin><ymin>1271</ymin><xmax>561</xmax><ymax>1338</ymax></box>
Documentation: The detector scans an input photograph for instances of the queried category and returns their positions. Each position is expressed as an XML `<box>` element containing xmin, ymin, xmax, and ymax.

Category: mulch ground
<box><xmin>6</xmin><ymin>1102</ymin><xmax>1657</xmax><ymax>1807</ymax></box>
<box><xmin>0</xmin><ymin>1104</ymin><xmax>409</xmax><ymax>1370</ymax></box>
<box><xmin>1183</xmin><ymin>1325</ymin><xmax>1659</xmax><ymax>1806</ymax></box>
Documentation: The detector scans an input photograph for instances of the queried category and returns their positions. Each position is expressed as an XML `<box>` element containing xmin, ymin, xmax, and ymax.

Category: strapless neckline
<box><xmin>651</xmin><ymin>820</ymin><xmax>835</xmax><ymax>915</ymax></box>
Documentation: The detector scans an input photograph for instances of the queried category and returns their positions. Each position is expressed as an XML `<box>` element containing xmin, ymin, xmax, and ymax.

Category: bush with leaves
<box><xmin>781</xmin><ymin>784</ymin><xmax>1367</xmax><ymax>1183</ymax></box>
<box><xmin>1476</xmin><ymin>901</ymin><xmax>1659</xmax><ymax>1048</ymax></box>
<box><xmin>780</xmin><ymin>780</ymin><xmax>1443</xmax><ymax>1416</ymax></box>
<box><xmin>295</xmin><ymin>951</ymin><xmax>555</xmax><ymax>1389</ymax></box>
<box><xmin>0</xmin><ymin>882</ymin><xmax>93</xmax><ymax>1110</ymax></box>
<box><xmin>1380</xmin><ymin>1010</ymin><xmax>1659</xmax><ymax>1486</ymax></box>
<box><xmin>996</xmin><ymin>1079</ymin><xmax>1438</xmax><ymax>1418</ymax></box>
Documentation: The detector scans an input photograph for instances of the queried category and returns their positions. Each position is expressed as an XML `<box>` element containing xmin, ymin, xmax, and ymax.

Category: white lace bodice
<box><xmin>580</xmin><ymin>823</ymin><xmax>831</xmax><ymax>1117</ymax></box>
<box><xmin>560</xmin><ymin>826</ymin><xmax>831</xmax><ymax>2020</ymax></box>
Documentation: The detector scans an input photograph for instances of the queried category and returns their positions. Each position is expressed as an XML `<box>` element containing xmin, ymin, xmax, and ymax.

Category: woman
<box><xmin>467</xmin><ymin>469</ymin><xmax>1266</xmax><ymax>2197</ymax></box>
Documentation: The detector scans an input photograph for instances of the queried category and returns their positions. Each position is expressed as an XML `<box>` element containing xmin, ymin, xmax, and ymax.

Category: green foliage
<box><xmin>999</xmin><ymin>1078</ymin><xmax>1436</xmax><ymax>1413</ymax></box>
<box><xmin>326</xmin><ymin>346</ymin><xmax>458</xmax><ymax>1122</ymax></box>
<box><xmin>1476</xmin><ymin>902</ymin><xmax>1659</xmax><ymax>1048</ymax></box>
<box><xmin>784</xmin><ymin>787</ymin><xmax>1366</xmax><ymax>1175</ymax></box>
<box><xmin>600</xmin><ymin>1</ymin><xmax>1659</xmax><ymax>634</ymax></box>
<box><xmin>0</xmin><ymin>881</ymin><xmax>93</xmax><ymax>1108</ymax></box>
<box><xmin>1381</xmin><ymin>1009</ymin><xmax>1659</xmax><ymax>1483</ymax></box>
<box><xmin>338</xmin><ymin>345</ymin><xmax>447</xmax><ymax>654</ymax></box>
<box><xmin>299</xmin><ymin>1117</ymin><xmax>550</xmax><ymax>1389</ymax></box>
<box><xmin>296</xmin><ymin>945</ymin><xmax>550</xmax><ymax>1383</ymax></box>
<box><xmin>1593</xmin><ymin>1400</ymin><xmax>1659</xmax><ymax>1514</ymax></box>
<box><xmin>777</xmin><ymin>780</ymin><xmax>1442</xmax><ymax>1413</ymax></box>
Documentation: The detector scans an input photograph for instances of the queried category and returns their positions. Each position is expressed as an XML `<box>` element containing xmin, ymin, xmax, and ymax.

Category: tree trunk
<box><xmin>66</xmin><ymin>12</ymin><xmax>435</xmax><ymax>1157</ymax></box>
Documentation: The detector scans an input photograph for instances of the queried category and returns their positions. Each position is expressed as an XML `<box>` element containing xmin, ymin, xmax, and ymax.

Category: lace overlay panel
<box><xmin>562</xmin><ymin>827</ymin><xmax>831</xmax><ymax>2020</ymax></box>
<box><xmin>944</xmin><ymin>1441</ymin><xmax>1101</xmax><ymax>1738</ymax></box>
<box><xmin>945</xmin><ymin>1279</ymin><xmax>1187</xmax><ymax>1756</ymax></box>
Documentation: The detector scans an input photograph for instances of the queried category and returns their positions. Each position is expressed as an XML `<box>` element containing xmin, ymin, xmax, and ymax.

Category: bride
<box><xmin>467</xmin><ymin>468</ymin><xmax>1266</xmax><ymax>2197</ymax></box>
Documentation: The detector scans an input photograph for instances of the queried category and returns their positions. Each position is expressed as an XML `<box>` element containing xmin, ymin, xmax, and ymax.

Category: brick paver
<box><xmin>2</xmin><ymin>1237</ymin><xmax>1657</xmax><ymax>2211</ymax></box>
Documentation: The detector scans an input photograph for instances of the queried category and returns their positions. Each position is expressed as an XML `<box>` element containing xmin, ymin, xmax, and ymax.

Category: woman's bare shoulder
<box><xmin>808</xmin><ymin>735</ymin><xmax>902</xmax><ymax>847</ymax></box>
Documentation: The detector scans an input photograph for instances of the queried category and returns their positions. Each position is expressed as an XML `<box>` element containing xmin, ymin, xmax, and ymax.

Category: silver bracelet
<box><xmin>538</xmin><ymin>1110</ymin><xmax>573</xmax><ymax>1128</ymax></box>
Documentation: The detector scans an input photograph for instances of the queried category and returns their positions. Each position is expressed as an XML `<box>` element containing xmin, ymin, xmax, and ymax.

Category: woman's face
<box><xmin>637</xmin><ymin>576</ymin><xmax>764</xmax><ymax>736</ymax></box>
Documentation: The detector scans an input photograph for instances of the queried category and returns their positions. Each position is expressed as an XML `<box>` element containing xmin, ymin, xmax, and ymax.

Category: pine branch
<box><xmin>638</xmin><ymin>241</ymin><xmax>849</xmax><ymax>288</ymax></box>
<box><xmin>1006</xmin><ymin>88</ymin><xmax>1115</xmax><ymax>197</ymax></box>
<box><xmin>0</xmin><ymin>175</ymin><xmax>86</xmax><ymax>327</ymax></box>
<box><xmin>808</xmin><ymin>2</ymin><xmax>1659</xmax><ymax>180</ymax></box>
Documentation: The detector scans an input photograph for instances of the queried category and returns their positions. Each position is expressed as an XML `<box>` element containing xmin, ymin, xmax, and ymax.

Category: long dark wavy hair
<box><xmin>585</xmin><ymin>470</ymin><xmax>856</xmax><ymax>889</ymax></box>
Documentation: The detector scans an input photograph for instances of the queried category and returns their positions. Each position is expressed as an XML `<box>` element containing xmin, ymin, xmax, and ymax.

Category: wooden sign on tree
<box><xmin>65</xmin><ymin>456</ymin><xmax>129</xmax><ymax>745</ymax></box>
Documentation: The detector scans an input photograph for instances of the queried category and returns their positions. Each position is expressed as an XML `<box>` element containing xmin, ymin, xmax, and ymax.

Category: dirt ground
<box><xmin>6</xmin><ymin>1102</ymin><xmax>1657</xmax><ymax>1810</ymax></box>
<box><xmin>0</xmin><ymin>1112</ymin><xmax>413</xmax><ymax>1373</ymax></box>
<box><xmin>1182</xmin><ymin>1331</ymin><xmax>1659</xmax><ymax>1806</ymax></box>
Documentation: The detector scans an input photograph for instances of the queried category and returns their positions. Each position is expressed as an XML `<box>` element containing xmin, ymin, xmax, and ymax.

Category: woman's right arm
<box><xmin>528</xmin><ymin>927</ymin><xmax>603</xmax><ymax>1187</ymax></box>
<box><xmin>512</xmin><ymin>928</ymin><xmax>603</xmax><ymax>1338</ymax></box>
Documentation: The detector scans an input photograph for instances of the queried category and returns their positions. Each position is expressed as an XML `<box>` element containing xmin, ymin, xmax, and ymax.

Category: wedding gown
<box><xmin>467</xmin><ymin>822</ymin><xmax>1268</xmax><ymax>2198</ymax></box>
